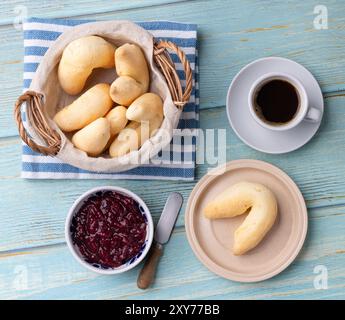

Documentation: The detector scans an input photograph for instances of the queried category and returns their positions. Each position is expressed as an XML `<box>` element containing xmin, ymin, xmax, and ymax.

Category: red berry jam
<box><xmin>71</xmin><ymin>191</ymin><xmax>147</xmax><ymax>269</ymax></box>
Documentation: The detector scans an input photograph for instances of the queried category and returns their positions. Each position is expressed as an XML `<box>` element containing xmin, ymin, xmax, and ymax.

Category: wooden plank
<box><xmin>1</xmin><ymin>95</ymin><xmax>345</xmax><ymax>251</ymax></box>
<box><xmin>2</xmin><ymin>0</ymin><xmax>345</xmax><ymax>137</ymax></box>
<box><xmin>0</xmin><ymin>0</ymin><xmax>188</xmax><ymax>25</ymax></box>
<box><xmin>0</xmin><ymin>209</ymin><xmax>344</xmax><ymax>299</ymax></box>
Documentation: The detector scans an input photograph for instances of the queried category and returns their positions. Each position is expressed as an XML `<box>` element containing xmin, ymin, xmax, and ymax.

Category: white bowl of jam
<box><xmin>65</xmin><ymin>186</ymin><xmax>154</xmax><ymax>274</ymax></box>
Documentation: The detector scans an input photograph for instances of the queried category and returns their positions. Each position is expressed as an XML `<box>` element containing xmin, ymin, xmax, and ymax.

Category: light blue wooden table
<box><xmin>1</xmin><ymin>0</ymin><xmax>345</xmax><ymax>299</ymax></box>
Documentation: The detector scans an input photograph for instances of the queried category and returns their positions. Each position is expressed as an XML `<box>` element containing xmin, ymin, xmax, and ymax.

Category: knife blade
<box><xmin>137</xmin><ymin>192</ymin><xmax>183</xmax><ymax>289</ymax></box>
<box><xmin>154</xmin><ymin>192</ymin><xmax>183</xmax><ymax>244</ymax></box>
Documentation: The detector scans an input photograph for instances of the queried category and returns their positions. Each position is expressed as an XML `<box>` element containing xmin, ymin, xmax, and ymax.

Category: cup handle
<box><xmin>304</xmin><ymin>107</ymin><xmax>321</xmax><ymax>123</ymax></box>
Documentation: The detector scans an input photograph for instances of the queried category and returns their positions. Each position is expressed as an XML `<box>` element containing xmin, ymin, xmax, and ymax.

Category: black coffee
<box><xmin>254</xmin><ymin>79</ymin><xmax>299</xmax><ymax>124</ymax></box>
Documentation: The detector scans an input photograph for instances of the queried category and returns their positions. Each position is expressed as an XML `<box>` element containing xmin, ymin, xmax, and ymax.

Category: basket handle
<box><xmin>14</xmin><ymin>91</ymin><xmax>61</xmax><ymax>156</ymax></box>
<box><xmin>153</xmin><ymin>40</ymin><xmax>193</xmax><ymax>109</ymax></box>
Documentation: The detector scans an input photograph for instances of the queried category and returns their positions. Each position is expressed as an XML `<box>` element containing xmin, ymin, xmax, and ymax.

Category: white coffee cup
<box><xmin>248</xmin><ymin>72</ymin><xmax>321</xmax><ymax>131</ymax></box>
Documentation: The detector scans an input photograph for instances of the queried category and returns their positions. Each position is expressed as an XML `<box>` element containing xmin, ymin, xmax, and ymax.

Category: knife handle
<box><xmin>137</xmin><ymin>242</ymin><xmax>163</xmax><ymax>289</ymax></box>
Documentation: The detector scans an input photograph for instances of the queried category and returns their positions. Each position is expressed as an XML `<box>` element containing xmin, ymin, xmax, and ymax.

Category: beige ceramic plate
<box><xmin>185</xmin><ymin>159</ymin><xmax>308</xmax><ymax>282</ymax></box>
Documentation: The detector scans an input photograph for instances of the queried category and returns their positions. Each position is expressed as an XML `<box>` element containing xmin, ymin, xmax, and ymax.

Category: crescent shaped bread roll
<box><xmin>109</xmin><ymin>76</ymin><xmax>143</xmax><ymax>106</ymax></box>
<box><xmin>71</xmin><ymin>118</ymin><xmax>110</xmax><ymax>157</ymax></box>
<box><xmin>109</xmin><ymin>92</ymin><xmax>164</xmax><ymax>157</ymax></box>
<box><xmin>110</xmin><ymin>43</ymin><xmax>149</xmax><ymax>106</ymax></box>
<box><xmin>204</xmin><ymin>182</ymin><xmax>278</xmax><ymax>255</ymax></box>
<box><xmin>53</xmin><ymin>83</ymin><xmax>113</xmax><ymax>132</ymax></box>
<box><xmin>126</xmin><ymin>93</ymin><xmax>163</xmax><ymax>122</ymax></box>
<box><xmin>58</xmin><ymin>36</ymin><xmax>115</xmax><ymax>95</ymax></box>
<box><xmin>109</xmin><ymin>115</ymin><xmax>163</xmax><ymax>158</ymax></box>
<box><xmin>106</xmin><ymin>106</ymin><xmax>128</xmax><ymax>137</ymax></box>
<box><xmin>108</xmin><ymin>121</ymin><xmax>144</xmax><ymax>158</ymax></box>
<box><xmin>102</xmin><ymin>106</ymin><xmax>129</xmax><ymax>152</ymax></box>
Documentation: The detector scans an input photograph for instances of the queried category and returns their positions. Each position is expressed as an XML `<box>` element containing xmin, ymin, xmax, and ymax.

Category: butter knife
<box><xmin>137</xmin><ymin>192</ymin><xmax>183</xmax><ymax>289</ymax></box>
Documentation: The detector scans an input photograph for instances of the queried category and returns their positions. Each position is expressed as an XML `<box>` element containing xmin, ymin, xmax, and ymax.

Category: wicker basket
<box><xmin>14</xmin><ymin>21</ymin><xmax>192</xmax><ymax>172</ymax></box>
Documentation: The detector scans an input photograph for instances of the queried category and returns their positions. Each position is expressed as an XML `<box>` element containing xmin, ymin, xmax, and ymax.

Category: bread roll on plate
<box><xmin>204</xmin><ymin>181</ymin><xmax>278</xmax><ymax>255</ymax></box>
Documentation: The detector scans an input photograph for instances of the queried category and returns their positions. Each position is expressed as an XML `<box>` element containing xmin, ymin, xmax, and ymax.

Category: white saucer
<box><xmin>226</xmin><ymin>57</ymin><xmax>324</xmax><ymax>154</ymax></box>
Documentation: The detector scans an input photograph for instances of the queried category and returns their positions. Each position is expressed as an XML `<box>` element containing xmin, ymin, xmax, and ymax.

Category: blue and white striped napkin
<box><xmin>22</xmin><ymin>18</ymin><xmax>198</xmax><ymax>181</ymax></box>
